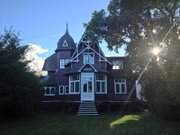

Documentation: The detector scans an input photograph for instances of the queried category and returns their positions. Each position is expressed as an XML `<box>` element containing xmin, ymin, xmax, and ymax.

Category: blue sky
<box><xmin>0</xmin><ymin>0</ymin><xmax>125</xmax><ymax>59</ymax></box>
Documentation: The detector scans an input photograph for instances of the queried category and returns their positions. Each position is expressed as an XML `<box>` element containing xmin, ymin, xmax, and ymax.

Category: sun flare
<box><xmin>152</xmin><ymin>47</ymin><xmax>161</xmax><ymax>56</ymax></box>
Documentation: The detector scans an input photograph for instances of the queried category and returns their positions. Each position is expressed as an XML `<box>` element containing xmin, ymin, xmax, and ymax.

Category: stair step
<box><xmin>78</xmin><ymin>101</ymin><xmax>98</xmax><ymax>116</ymax></box>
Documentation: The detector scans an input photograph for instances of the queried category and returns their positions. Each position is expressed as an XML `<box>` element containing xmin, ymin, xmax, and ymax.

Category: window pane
<box><xmin>84</xmin><ymin>53</ymin><xmax>94</xmax><ymax>64</ymax></box>
<box><xmin>84</xmin><ymin>54</ymin><xmax>89</xmax><ymax>64</ymax></box>
<box><xmin>51</xmin><ymin>88</ymin><xmax>55</xmax><ymax>94</ymax></box>
<box><xmin>101</xmin><ymin>82</ymin><xmax>105</xmax><ymax>92</ymax></box>
<box><xmin>75</xmin><ymin>82</ymin><xmax>80</xmax><ymax>92</ymax></box>
<box><xmin>83</xmin><ymin>82</ymin><xmax>87</xmax><ymax>92</ymax></box>
<box><xmin>70</xmin><ymin>82</ymin><xmax>74</xmax><ymax>92</ymax></box>
<box><xmin>46</xmin><ymin>88</ymin><xmax>50</xmax><ymax>94</ymax></box>
<box><xmin>89</xmin><ymin>54</ymin><xmax>94</xmax><ymax>64</ymax></box>
<box><xmin>65</xmin><ymin>86</ymin><xmax>69</xmax><ymax>94</ymax></box>
<box><xmin>88</xmin><ymin>81</ymin><xmax>92</xmax><ymax>92</ymax></box>
<box><xmin>116</xmin><ymin>84</ymin><xmax>120</xmax><ymax>93</ymax></box>
<box><xmin>60</xmin><ymin>59</ymin><xmax>65</xmax><ymax>69</ymax></box>
<box><xmin>96</xmin><ymin>82</ymin><xmax>100</xmax><ymax>92</ymax></box>
<box><xmin>59</xmin><ymin>86</ymin><xmax>64</xmax><ymax>94</ymax></box>
<box><xmin>71</xmin><ymin>75</ymin><xmax>79</xmax><ymax>80</ymax></box>
<box><xmin>121</xmin><ymin>84</ymin><xmax>126</xmax><ymax>93</ymax></box>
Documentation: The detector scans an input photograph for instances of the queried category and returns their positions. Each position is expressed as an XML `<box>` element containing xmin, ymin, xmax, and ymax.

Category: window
<box><xmin>83</xmin><ymin>53</ymin><xmax>94</xmax><ymax>64</ymax></box>
<box><xmin>69</xmin><ymin>75</ymin><xmax>80</xmax><ymax>94</ymax></box>
<box><xmin>65</xmin><ymin>86</ymin><xmax>69</xmax><ymax>95</ymax></box>
<box><xmin>44</xmin><ymin>87</ymin><xmax>56</xmax><ymax>96</ymax></box>
<box><xmin>114</xmin><ymin>79</ymin><xmax>127</xmax><ymax>94</ymax></box>
<box><xmin>96</xmin><ymin>74</ymin><xmax>107</xmax><ymax>94</ymax></box>
<box><xmin>112</xmin><ymin>60</ymin><xmax>124</xmax><ymax>70</ymax></box>
<box><xmin>59</xmin><ymin>85</ymin><xmax>64</xmax><ymax>95</ymax></box>
<box><xmin>60</xmin><ymin>59</ymin><xmax>70</xmax><ymax>69</ymax></box>
<box><xmin>62</xmin><ymin>40</ymin><xmax>68</xmax><ymax>47</ymax></box>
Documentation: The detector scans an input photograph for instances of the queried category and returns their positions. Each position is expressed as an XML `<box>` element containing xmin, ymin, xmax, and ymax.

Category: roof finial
<box><xmin>66</xmin><ymin>22</ymin><xmax>68</xmax><ymax>33</ymax></box>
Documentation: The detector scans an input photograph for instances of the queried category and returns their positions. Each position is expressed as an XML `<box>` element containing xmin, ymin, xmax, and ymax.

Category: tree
<box><xmin>85</xmin><ymin>0</ymin><xmax>180</xmax><ymax>119</ymax></box>
<box><xmin>0</xmin><ymin>29</ymin><xmax>40</xmax><ymax>116</ymax></box>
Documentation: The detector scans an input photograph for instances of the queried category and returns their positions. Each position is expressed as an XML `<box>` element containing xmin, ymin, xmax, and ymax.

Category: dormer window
<box><xmin>62</xmin><ymin>40</ymin><xmax>68</xmax><ymax>47</ymax></box>
<box><xmin>112</xmin><ymin>60</ymin><xmax>124</xmax><ymax>70</ymax></box>
<box><xmin>83</xmin><ymin>53</ymin><xmax>94</xmax><ymax>64</ymax></box>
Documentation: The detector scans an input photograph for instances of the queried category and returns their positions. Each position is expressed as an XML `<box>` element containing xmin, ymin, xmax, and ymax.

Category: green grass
<box><xmin>0</xmin><ymin>112</ymin><xmax>180</xmax><ymax>135</ymax></box>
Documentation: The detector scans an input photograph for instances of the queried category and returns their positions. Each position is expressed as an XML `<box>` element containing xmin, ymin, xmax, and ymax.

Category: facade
<box><xmin>42</xmin><ymin>28</ymin><xmax>136</xmax><ymax>111</ymax></box>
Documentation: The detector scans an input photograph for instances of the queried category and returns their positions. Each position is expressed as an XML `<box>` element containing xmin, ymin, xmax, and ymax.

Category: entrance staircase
<box><xmin>78</xmin><ymin>101</ymin><xmax>98</xmax><ymax>116</ymax></box>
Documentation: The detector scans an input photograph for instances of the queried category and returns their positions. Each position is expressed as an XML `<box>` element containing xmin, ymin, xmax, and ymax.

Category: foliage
<box><xmin>0</xmin><ymin>29</ymin><xmax>40</xmax><ymax>116</ymax></box>
<box><xmin>85</xmin><ymin>0</ymin><xmax>180</xmax><ymax>120</ymax></box>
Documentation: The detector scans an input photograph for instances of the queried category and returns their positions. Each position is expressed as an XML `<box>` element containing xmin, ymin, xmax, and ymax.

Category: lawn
<box><xmin>0</xmin><ymin>112</ymin><xmax>180</xmax><ymax>135</ymax></box>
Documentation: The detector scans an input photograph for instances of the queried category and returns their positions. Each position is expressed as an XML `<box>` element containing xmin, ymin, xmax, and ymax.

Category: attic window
<box><xmin>112</xmin><ymin>60</ymin><xmax>124</xmax><ymax>70</ymax></box>
<box><xmin>83</xmin><ymin>53</ymin><xmax>94</xmax><ymax>64</ymax></box>
<box><xmin>62</xmin><ymin>40</ymin><xmax>68</xmax><ymax>47</ymax></box>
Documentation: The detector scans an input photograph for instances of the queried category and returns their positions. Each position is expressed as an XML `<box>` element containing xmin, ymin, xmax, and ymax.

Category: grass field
<box><xmin>0</xmin><ymin>112</ymin><xmax>180</xmax><ymax>135</ymax></box>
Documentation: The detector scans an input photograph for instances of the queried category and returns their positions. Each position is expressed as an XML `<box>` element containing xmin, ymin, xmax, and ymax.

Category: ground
<box><xmin>0</xmin><ymin>112</ymin><xmax>180</xmax><ymax>135</ymax></box>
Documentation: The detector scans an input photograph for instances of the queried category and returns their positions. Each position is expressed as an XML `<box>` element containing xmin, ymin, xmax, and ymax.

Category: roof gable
<box><xmin>78</xmin><ymin>64</ymin><xmax>97</xmax><ymax>72</ymax></box>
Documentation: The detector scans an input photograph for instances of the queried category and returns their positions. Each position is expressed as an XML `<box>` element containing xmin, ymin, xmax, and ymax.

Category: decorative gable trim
<box><xmin>78</xmin><ymin>64</ymin><xmax>97</xmax><ymax>72</ymax></box>
<box><xmin>71</xmin><ymin>46</ymin><xmax>112</xmax><ymax>64</ymax></box>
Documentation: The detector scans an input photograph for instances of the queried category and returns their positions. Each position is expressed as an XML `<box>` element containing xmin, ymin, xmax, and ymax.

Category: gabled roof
<box><xmin>70</xmin><ymin>32</ymin><xmax>112</xmax><ymax>64</ymax></box>
<box><xmin>71</xmin><ymin>45</ymin><xmax>112</xmax><ymax>65</ymax></box>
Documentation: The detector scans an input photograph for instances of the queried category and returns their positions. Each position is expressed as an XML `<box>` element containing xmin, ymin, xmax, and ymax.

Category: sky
<box><xmin>0</xmin><ymin>0</ymin><xmax>125</xmax><ymax>61</ymax></box>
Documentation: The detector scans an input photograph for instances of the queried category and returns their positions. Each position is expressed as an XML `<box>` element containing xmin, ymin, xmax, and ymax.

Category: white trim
<box><xmin>59</xmin><ymin>85</ymin><xmax>64</xmax><ymax>95</ymax></box>
<box><xmin>69</xmin><ymin>75</ymin><xmax>80</xmax><ymax>94</ymax></box>
<box><xmin>71</xmin><ymin>46</ymin><xmax>112</xmax><ymax>65</ymax></box>
<box><xmin>72</xmin><ymin>47</ymin><xmax>88</xmax><ymax>60</ymax></box>
<box><xmin>62</xmin><ymin>40</ymin><xmax>68</xmax><ymax>47</ymax></box>
<box><xmin>44</xmin><ymin>86</ymin><xmax>56</xmax><ymax>96</ymax></box>
<box><xmin>114</xmin><ymin>79</ymin><xmax>127</xmax><ymax>94</ymax></box>
<box><xmin>71</xmin><ymin>32</ymin><xmax>86</xmax><ymax>58</ymax></box>
<box><xmin>81</xmin><ymin>72</ymin><xmax>95</xmax><ymax>101</ymax></box>
<box><xmin>95</xmin><ymin>75</ymin><xmax>107</xmax><ymax>94</ymax></box>
<box><xmin>78</xmin><ymin>64</ymin><xmax>97</xmax><ymax>72</ymax></box>
<box><xmin>64</xmin><ymin>85</ymin><xmax>69</xmax><ymax>95</ymax></box>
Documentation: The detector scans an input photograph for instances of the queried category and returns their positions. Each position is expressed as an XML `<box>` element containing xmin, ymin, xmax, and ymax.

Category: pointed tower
<box><xmin>56</xmin><ymin>24</ymin><xmax>76</xmax><ymax>52</ymax></box>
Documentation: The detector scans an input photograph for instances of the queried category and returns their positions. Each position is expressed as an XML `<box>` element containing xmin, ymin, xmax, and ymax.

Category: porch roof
<box><xmin>64</xmin><ymin>64</ymin><xmax>109</xmax><ymax>74</ymax></box>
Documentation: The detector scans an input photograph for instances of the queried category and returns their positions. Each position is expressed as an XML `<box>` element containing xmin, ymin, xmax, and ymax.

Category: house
<box><xmin>42</xmin><ymin>27</ymin><xmax>136</xmax><ymax>115</ymax></box>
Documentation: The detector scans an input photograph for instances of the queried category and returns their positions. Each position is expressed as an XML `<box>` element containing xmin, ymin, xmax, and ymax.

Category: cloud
<box><xmin>24</xmin><ymin>43</ymin><xmax>48</xmax><ymax>75</ymax></box>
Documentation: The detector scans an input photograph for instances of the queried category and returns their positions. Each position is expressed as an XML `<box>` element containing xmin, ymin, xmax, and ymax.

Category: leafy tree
<box><xmin>0</xmin><ymin>29</ymin><xmax>40</xmax><ymax>117</ymax></box>
<box><xmin>86</xmin><ymin>0</ymin><xmax>180</xmax><ymax>119</ymax></box>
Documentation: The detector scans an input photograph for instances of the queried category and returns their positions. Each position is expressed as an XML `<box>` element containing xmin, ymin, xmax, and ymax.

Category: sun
<box><xmin>152</xmin><ymin>47</ymin><xmax>161</xmax><ymax>56</ymax></box>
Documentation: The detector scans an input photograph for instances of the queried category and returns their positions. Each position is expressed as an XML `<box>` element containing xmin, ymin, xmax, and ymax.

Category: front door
<box><xmin>81</xmin><ymin>72</ymin><xmax>94</xmax><ymax>101</ymax></box>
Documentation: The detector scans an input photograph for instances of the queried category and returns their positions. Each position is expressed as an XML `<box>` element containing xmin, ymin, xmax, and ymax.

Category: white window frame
<box><xmin>44</xmin><ymin>86</ymin><xmax>56</xmax><ymax>96</ymax></box>
<box><xmin>83</xmin><ymin>52</ymin><xmax>94</xmax><ymax>64</ymax></box>
<box><xmin>64</xmin><ymin>85</ymin><xmax>69</xmax><ymax>95</ymax></box>
<box><xmin>59</xmin><ymin>85</ymin><xmax>64</xmax><ymax>95</ymax></box>
<box><xmin>60</xmin><ymin>59</ymin><xmax>70</xmax><ymax>69</ymax></box>
<box><xmin>114</xmin><ymin>79</ymin><xmax>127</xmax><ymax>94</ymax></box>
<box><xmin>69</xmin><ymin>75</ymin><xmax>80</xmax><ymax>94</ymax></box>
<box><xmin>95</xmin><ymin>75</ymin><xmax>107</xmax><ymax>94</ymax></box>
